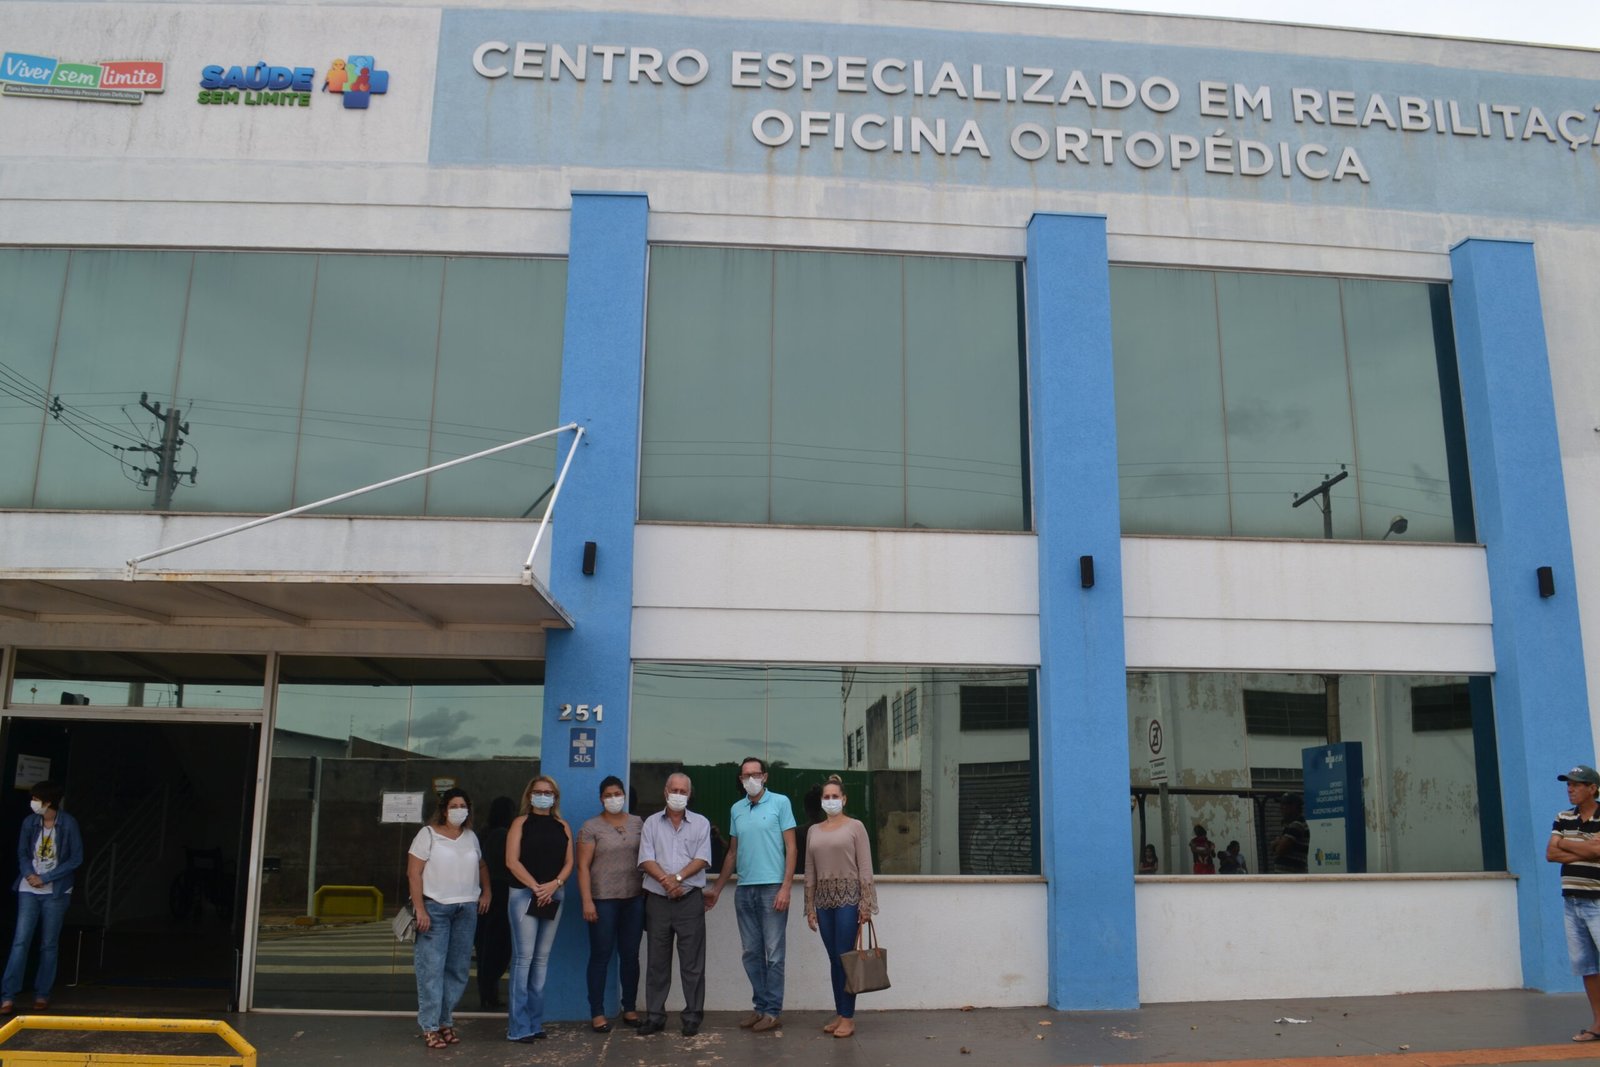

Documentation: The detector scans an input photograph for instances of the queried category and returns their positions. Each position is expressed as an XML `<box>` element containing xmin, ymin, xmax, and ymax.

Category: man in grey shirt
<box><xmin>637</xmin><ymin>772</ymin><xmax>712</xmax><ymax>1036</ymax></box>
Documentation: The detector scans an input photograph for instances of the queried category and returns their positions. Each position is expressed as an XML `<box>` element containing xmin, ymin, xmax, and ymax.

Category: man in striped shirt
<box><xmin>1548</xmin><ymin>764</ymin><xmax>1600</xmax><ymax>1043</ymax></box>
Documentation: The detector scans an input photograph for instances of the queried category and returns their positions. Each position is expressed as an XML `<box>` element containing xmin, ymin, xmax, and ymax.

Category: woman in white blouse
<box><xmin>407</xmin><ymin>788</ymin><xmax>491</xmax><ymax>1049</ymax></box>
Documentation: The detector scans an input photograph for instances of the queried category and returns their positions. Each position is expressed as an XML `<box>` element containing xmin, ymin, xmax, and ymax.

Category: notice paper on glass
<box><xmin>381</xmin><ymin>791</ymin><xmax>425</xmax><ymax>823</ymax></box>
<box><xmin>14</xmin><ymin>755</ymin><xmax>50</xmax><ymax>792</ymax></box>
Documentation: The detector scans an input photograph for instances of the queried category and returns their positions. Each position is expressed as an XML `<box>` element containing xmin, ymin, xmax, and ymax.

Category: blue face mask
<box><xmin>531</xmin><ymin>794</ymin><xmax>555</xmax><ymax>811</ymax></box>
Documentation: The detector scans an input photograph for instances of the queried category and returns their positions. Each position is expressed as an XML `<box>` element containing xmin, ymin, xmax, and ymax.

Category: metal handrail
<box><xmin>0</xmin><ymin>1014</ymin><xmax>255</xmax><ymax>1065</ymax></box>
<box><xmin>124</xmin><ymin>423</ymin><xmax>580</xmax><ymax>578</ymax></box>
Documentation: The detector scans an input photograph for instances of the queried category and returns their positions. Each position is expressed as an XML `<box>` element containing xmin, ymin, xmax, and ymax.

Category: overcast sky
<box><xmin>992</xmin><ymin>0</ymin><xmax>1600</xmax><ymax>49</ymax></box>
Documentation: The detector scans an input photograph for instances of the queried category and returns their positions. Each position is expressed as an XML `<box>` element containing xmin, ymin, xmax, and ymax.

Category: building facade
<box><xmin>0</xmin><ymin>0</ymin><xmax>1596</xmax><ymax>1015</ymax></box>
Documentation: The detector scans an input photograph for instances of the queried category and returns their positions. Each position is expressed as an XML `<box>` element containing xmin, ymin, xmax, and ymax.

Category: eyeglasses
<box><xmin>530</xmin><ymin>790</ymin><xmax>556</xmax><ymax>797</ymax></box>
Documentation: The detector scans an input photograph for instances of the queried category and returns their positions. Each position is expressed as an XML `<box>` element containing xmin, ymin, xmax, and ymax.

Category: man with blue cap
<box><xmin>1548</xmin><ymin>764</ymin><xmax>1600</xmax><ymax>1042</ymax></box>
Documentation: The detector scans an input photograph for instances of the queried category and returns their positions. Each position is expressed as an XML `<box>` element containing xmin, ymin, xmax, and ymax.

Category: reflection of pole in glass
<box><xmin>1291</xmin><ymin>466</ymin><xmax>1349</xmax><ymax>539</ymax></box>
<box><xmin>123</xmin><ymin>393</ymin><xmax>198</xmax><ymax>510</ymax></box>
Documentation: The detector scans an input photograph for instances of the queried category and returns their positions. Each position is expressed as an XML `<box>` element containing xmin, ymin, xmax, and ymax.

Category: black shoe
<box><xmin>681</xmin><ymin>1022</ymin><xmax>700</xmax><ymax>1037</ymax></box>
<box><xmin>637</xmin><ymin>1019</ymin><xmax>665</xmax><ymax>1036</ymax></box>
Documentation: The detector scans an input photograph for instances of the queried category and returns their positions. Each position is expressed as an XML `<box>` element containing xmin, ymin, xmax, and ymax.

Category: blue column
<box><xmin>539</xmin><ymin>191</ymin><xmax>649</xmax><ymax>1020</ymax></box>
<box><xmin>1450</xmin><ymin>238</ymin><xmax>1591</xmax><ymax>993</ymax></box>
<box><xmin>1024</xmin><ymin>212</ymin><xmax>1139</xmax><ymax>1009</ymax></box>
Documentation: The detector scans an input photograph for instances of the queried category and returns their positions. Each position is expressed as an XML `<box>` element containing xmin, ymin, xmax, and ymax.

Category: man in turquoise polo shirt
<box><xmin>704</xmin><ymin>756</ymin><xmax>796</xmax><ymax>1032</ymax></box>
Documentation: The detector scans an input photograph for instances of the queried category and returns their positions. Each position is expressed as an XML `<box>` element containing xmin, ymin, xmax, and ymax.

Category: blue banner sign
<box><xmin>1303</xmin><ymin>741</ymin><xmax>1366</xmax><ymax>873</ymax></box>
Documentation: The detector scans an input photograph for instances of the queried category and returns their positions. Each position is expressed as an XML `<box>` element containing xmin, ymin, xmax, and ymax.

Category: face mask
<box><xmin>602</xmin><ymin>795</ymin><xmax>626</xmax><ymax>815</ymax></box>
<box><xmin>446</xmin><ymin>807</ymin><xmax>468</xmax><ymax>826</ymax></box>
<box><xmin>821</xmin><ymin>798</ymin><xmax>844</xmax><ymax>816</ymax></box>
<box><xmin>742</xmin><ymin>776</ymin><xmax>764</xmax><ymax>797</ymax></box>
<box><xmin>28</xmin><ymin>800</ymin><xmax>43</xmax><ymax>816</ymax></box>
<box><xmin>531</xmin><ymin>794</ymin><xmax>555</xmax><ymax>811</ymax></box>
<box><xmin>665</xmin><ymin>793</ymin><xmax>689</xmax><ymax>812</ymax></box>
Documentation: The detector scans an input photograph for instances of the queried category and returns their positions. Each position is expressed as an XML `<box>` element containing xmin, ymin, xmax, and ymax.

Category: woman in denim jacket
<box><xmin>2</xmin><ymin>780</ymin><xmax>83</xmax><ymax>1012</ymax></box>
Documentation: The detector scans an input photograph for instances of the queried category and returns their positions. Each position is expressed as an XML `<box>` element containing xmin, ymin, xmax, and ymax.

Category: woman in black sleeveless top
<box><xmin>504</xmin><ymin>776</ymin><xmax>572</xmax><ymax>1042</ymax></box>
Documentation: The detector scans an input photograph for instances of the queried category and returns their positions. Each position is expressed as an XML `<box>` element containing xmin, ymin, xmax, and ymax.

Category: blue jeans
<box><xmin>507</xmin><ymin>887</ymin><xmax>563</xmax><ymax>1039</ymax></box>
<box><xmin>1566</xmin><ymin>896</ymin><xmax>1600</xmax><ymax>975</ymax></box>
<box><xmin>413</xmin><ymin>899</ymin><xmax>477</xmax><ymax>1033</ymax></box>
<box><xmin>2</xmin><ymin>891</ymin><xmax>70</xmax><ymax>1001</ymax></box>
<box><xmin>735</xmin><ymin>883</ymin><xmax>787</xmax><ymax>1017</ymax></box>
<box><xmin>586</xmin><ymin>895</ymin><xmax>644</xmax><ymax>1017</ymax></box>
<box><xmin>815</xmin><ymin>904</ymin><xmax>861</xmax><ymax>1018</ymax></box>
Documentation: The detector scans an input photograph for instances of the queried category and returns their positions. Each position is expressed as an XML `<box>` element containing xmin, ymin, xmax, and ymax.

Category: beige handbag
<box><xmin>841</xmin><ymin>919</ymin><xmax>890</xmax><ymax>994</ymax></box>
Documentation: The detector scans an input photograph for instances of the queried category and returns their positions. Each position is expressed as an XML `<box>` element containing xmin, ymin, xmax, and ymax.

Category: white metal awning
<box><xmin>0</xmin><ymin>426</ymin><xmax>582</xmax><ymax>633</ymax></box>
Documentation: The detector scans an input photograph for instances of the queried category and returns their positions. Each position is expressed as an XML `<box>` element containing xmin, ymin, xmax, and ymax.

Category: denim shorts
<box><xmin>1564</xmin><ymin>896</ymin><xmax>1600</xmax><ymax>975</ymax></box>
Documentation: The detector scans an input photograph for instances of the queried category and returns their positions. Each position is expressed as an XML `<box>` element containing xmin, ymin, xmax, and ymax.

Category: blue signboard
<box><xmin>569</xmin><ymin>727</ymin><xmax>596</xmax><ymax>769</ymax></box>
<box><xmin>1302</xmin><ymin>741</ymin><xmax>1365</xmax><ymax>873</ymax></box>
<box><xmin>431</xmin><ymin>10</ymin><xmax>1600</xmax><ymax>222</ymax></box>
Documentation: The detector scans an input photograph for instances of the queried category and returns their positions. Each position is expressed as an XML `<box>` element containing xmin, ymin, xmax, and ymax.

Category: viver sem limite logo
<box><xmin>1</xmin><ymin>51</ymin><xmax>166</xmax><ymax>104</ymax></box>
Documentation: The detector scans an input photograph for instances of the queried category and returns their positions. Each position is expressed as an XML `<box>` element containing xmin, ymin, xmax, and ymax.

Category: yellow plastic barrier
<box><xmin>311</xmin><ymin>883</ymin><xmax>384</xmax><ymax>921</ymax></box>
<box><xmin>0</xmin><ymin>1015</ymin><xmax>255</xmax><ymax>1066</ymax></box>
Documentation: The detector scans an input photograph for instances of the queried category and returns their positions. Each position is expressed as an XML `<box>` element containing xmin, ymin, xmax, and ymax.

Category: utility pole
<box><xmin>125</xmin><ymin>392</ymin><xmax>197</xmax><ymax>510</ymax></box>
<box><xmin>1291</xmin><ymin>466</ymin><xmax>1349</xmax><ymax>540</ymax></box>
<box><xmin>1292</xmin><ymin>467</ymin><xmax>1351</xmax><ymax>744</ymax></box>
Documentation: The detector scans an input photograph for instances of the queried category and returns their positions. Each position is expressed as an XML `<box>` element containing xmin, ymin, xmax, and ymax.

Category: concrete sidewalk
<box><xmin>5</xmin><ymin>990</ymin><xmax>1600</xmax><ymax>1065</ymax></box>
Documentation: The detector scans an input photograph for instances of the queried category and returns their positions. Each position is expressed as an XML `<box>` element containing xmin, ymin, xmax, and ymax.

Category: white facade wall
<box><xmin>1136</xmin><ymin>875</ymin><xmax>1521</xmax><ymax>1001</ymax></box>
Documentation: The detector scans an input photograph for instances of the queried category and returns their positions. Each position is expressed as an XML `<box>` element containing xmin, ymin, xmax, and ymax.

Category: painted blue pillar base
<box><xmin>1025</xmin><ymin>212</ymin><xmax>1139</xmax><ymax>1009</ymax></box>
<box><xmin>1450</xmin><ymin>238</ymin><xmax>1591</xmax><ymax>993</ymax></box>
<box><xmin>538</xmin><ymin>191</ymin><xmax>649</xmax><ymax>1021</ymax></box>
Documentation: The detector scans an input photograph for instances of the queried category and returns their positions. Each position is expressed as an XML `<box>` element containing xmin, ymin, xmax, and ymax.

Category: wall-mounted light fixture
<box><xmin>582</xmin><ymin>541</ymin><xmax>597</xmax><ymax>576</ymax></box>
<box><xmin>1537</xmin><ymin>565</ymin><xmax>1555</xmax><ymax>598</ymax></box>
<box><xmin>1080</xmin><ymin>555</ymin><xmax>1095</xmax><ymax>589</ymax></box>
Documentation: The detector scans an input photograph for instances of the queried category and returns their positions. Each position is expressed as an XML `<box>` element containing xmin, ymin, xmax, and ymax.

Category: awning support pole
<box><xmin>124</xmin><ymin>423</ymin><xmax>580</xmax><ymax>578</ymax></box>
<box><xmin>522</xmin><ymin>424</ymin><xmax>586</xmax><ymax>585</ymax></box>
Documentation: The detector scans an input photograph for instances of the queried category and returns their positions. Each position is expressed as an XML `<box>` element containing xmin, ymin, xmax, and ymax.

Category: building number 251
<box><xmin>558</xmin><ymin>703</ymin><xmax>603</xmax><ymax>723</ymax></box>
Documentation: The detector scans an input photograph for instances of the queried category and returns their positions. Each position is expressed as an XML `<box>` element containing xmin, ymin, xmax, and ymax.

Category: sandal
<box><xmin>423</xmin><ymin>1030</ymin><xmax>447</xmax><ymax>1049</ymax></box>
<box><xmin>591</xmin><ymin>1016</ymin><xmax>613</xmax><ymax>1033</ymax></box>
<box><xmin>1575</xmin><ymin>1029</ymin><xmax>1600</xmax><ymax>1043</ymax></box>
<box><xmin>438</xmin><ymin>1026</ymin><xmax>459</xmax><ymax>1044</ymax></box>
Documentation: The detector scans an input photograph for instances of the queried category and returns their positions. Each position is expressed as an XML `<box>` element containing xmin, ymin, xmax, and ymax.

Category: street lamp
<box><xmin>1383</xmin><ymin>515</ymin><xmax>1409</xmax><ymax>540</ymax></box>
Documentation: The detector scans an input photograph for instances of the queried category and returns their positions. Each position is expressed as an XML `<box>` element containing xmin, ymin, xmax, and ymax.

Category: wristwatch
<box><xmin>674</xmin><ymin>873</ymin><xmax>683</xmax><ymax>883</ymax></box>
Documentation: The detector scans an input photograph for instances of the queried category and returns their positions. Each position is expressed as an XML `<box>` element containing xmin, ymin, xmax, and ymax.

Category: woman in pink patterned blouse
<box><xmin>803</xmin><ymin>774</ymin><xmax>878</xmax><ymax>1039</ymax></box>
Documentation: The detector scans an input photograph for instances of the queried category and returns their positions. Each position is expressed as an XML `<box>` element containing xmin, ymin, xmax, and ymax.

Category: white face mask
<box><xmin>665</xmin><ymin>793</ymin><xmax>689</xmax><ymax>812</ymax></box>
<box><xmin>531</xmin><ymin>794</ymin><xmax>555</xmax><ymax>811</ymax></box>
<box><xmin>602</xmin><ymin>795</ymin><xmax>626</xmax><ymax>815</ymax></box>
<box><xmin>28</xmin><ymin>800</ymin><xmax>43</xmax><ymax>816</ymax></box>
<box><xmin>821</xmin><ymin>798</ymin><xmax>844</xmax><ymax>816</ymax></box>
<box><xmin>741</xmin><ymin>776</ymin><xmax>764</xmax><ymax>797</ymax></box>
<box><xmin>446</xmin><ymin>807</ymin><xmax>468</xmax><ymax>826</ymax></box>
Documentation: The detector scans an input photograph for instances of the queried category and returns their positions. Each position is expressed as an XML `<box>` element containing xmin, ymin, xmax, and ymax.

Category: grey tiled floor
<box><xmin>5</xmin><ymin>990</ymin><xmax>1600</xmax><ymax>1065</ymax></box>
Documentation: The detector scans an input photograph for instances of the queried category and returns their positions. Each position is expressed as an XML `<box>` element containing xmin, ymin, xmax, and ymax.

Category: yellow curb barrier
<box><xmin>310</xmin><ymin>884</ymin><xmax>384</xmax><ymax>922</ymax></box>
<box><xmin>0</xmin><ymin>1015</ymin><xmax>255</xmax><ymax>1066</ymax></box>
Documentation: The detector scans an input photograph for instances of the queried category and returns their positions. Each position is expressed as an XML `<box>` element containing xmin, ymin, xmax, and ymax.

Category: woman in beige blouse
<box><xmin>576</xmin><ymin>775</ymin><xmax>645</xmax><ymax>1033</ymax></box>
<box><xmin>803</xmin><ymin>774</ymin><xmax>878</xmax><ymax>1039</ymax></box>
